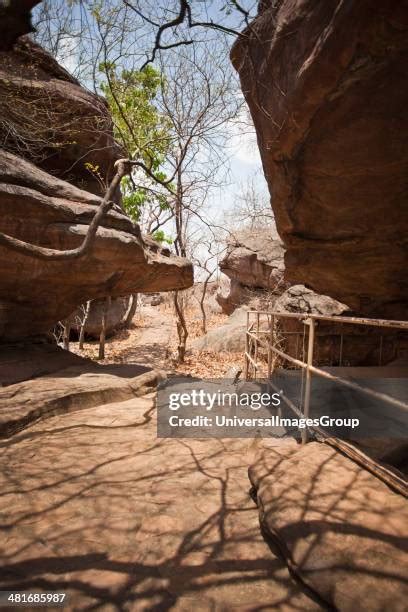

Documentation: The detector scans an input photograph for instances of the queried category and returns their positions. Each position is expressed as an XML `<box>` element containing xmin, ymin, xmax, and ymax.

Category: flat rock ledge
<box><xmin>0</xmin><ymin>344</ymin><xmax>164</xmax><ymax>438</ymax></box>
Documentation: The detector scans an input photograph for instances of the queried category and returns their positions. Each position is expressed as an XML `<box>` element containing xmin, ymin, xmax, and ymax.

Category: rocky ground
<box><xmin>71</xmin><ymin>304</ymin><xmax>244</xmax><ymax>379</ymax></box>
<box><xmin>0</xmin><ymin>393</ymin><xmax>323</xmax><ymax>611</ymax></box>
<box><xmin>0</xmin><ymin>305</ymin><xmax>324</xmax><ymax>610</ymax></box>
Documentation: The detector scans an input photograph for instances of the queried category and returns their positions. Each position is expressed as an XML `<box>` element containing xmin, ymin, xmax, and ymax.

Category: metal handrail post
<box><xmin>244</xmin><ymin>310</ymin><xmax>250</xmax><ymax>380</ymax></box>
<box><xmin>267</xmin><ymin>314</ymin><xmax>275</xmax><ymax>379</ymax></box>
<box><xmin>302</xmin><ymin>318</ymin><xmax>316</xmax><ymax>444</ymax></box>
<box><xmin>254</xmin><ymin>312</ymin><xmax>260</xmax><ymax>379</ymax></box>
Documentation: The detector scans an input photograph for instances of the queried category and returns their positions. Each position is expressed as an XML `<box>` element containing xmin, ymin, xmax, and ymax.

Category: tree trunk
<box><xmin>62</xmin><ymin>321</ymin><xmax>71</xmax><ymax>351</ymax></box>
<box><xmin>78</xmin><ymin>300</ymin><xmax>91</xmax><ymax>350</ymax></box>
<box><xmin>98</xmin><ymin>296</ymin><xmax>111</xmax><ymax>360</ymax></box>
<box><xmin>123</xmin><ymin>293</ymin><xmax>138</xmax><ymax>327</ymax></box>
<box><xmin>173</xmin><ymin>291</ymin><xmax>188</xmax><ymax>363</ymax></box>
<box><xmin>199</xmin><ymin>274</ymin><xmax>213</xmax><ymax>335</ymax></box>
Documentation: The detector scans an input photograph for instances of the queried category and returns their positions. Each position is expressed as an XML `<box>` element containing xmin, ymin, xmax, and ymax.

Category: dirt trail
<box><xmin>120</xmin><ymin>305</ymin><xmax>175</xmax><ymax>370</ymax></box>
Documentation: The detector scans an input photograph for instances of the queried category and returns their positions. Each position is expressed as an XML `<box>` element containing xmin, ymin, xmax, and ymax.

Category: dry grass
<box><xmin>70</xmin><ymin>303</ymin><xmax>242</xmax><ymax>378</ymax></box>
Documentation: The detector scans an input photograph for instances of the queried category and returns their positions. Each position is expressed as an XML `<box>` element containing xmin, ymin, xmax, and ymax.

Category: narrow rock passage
<box><xmin>0</xmin><ymin>393</ymin><xmax>321</xmax><ymax>610</ymax></box>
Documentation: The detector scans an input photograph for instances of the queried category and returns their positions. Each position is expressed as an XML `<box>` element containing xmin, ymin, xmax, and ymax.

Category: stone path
<box><xmin>0</xmin><ymin>393</ymin><xmax>321</xmax><ymax>611</ymax></box>
<box><xmin>110</xmin><ymin>305</ymin><xmax>174</xmax><ymax>371</ymax></box>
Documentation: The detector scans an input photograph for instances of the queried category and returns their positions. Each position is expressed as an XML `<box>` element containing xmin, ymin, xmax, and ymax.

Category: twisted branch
<box><xmin>0</xmin><ymin>158</ymin><xmax>133</xmax><ymax>260</ymax></box>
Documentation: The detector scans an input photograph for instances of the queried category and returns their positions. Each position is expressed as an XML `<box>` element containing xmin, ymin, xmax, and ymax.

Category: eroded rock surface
<box><xmin>217</xmin><ymin>230</ymin><xmax>287</xmax><ymax>314</ymax></box>
<box><xmin>0</xmin><ymin>401</ymin><xmax>320</xmax><ymax>610</ymax></box>
<box><xmin>0</xmin><ymin>1</ymin><xmax>40</xmax><ymax>51</ymax></box>
<box><xmin>250</xmin><ymin>442</ymin><xmax>408</xmax><ymax>610</ymax></box>
<box><xmin>191</xmin><ymin>307</ymin><xmax>250</xmax><ymax>353</ymax></box>
<box><xmin>0</xmin><ymin>36</ymin><xmax>123</xmax><ymax>196</ymax></box>
<box><xmin>0</xmin><ymin>151</ymin><xmax>192</xmax><ymax>340</ymax></box>
<box><xmin>0</xmin><ymin>12</ymin><xmax>193</xmax><ymax>342</ymax></box>
<box><xmin>232</xmin><ymin>0</ymin><xmax>408</xmax><ymax>318</ymax></box>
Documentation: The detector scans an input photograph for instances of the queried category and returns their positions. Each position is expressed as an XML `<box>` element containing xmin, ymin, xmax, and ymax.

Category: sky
<box><xmin>32</xmin><ymin>0</ymin><xmax>275</xmax><ymax>253</ymax></box>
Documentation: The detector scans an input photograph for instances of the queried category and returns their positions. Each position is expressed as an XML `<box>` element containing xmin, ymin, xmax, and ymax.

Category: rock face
<box><xmin>0</xmin><ymin>36</ymin><xmax>123</xmax><ymax>197</ymax></box>
<box><xmin>191</xmin><ymin>308</ymin><xmax>249</xmax><ymax>353</ymax></box>
<box><xmin>69</xmin><ymin>296</ymin><xmax>133</xmax><ymax>339</ymax></box>
<box><xmin>217</xmin><ymin>230</ymin><xmax>287</xmax><ymax>314</ymax></box>
<box><xmin>231</xmin><ymin>1</ymin><xmax>408</xmax><ymax>319</ymax></box>
<box><xmin>274</xmin><ymin>284</ymin><xmax>350</xmax><ymax>317</ymax></box>
<box><xmin>0</xmin><ymin>18</ymin><xmax>193</xmax><ymax>342</ymax></box>
<box><xmin>249</xmin><ymin>442</ymin><xmax>408</xmax><ymax>610</ymax></box>
<box><xmin>0</xmin><ymin>150</ymin><xmax>192</xmax><ymax>341</ymax></box>
<box><xmin>0</xmin><ymin>1</ymin><xmax>40</xmax><ymax>51</ymax></box>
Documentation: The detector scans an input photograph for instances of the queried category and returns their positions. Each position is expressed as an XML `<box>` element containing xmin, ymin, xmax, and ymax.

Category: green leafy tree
<box><xmin>99</xmin><ymin>63</ymin><xmax>173</xmax><ymax>238</ymax></box>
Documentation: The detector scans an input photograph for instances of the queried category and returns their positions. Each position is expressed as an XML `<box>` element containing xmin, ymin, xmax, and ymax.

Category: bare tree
<box><xmin>31</xmin><ymin>2</ymin><xmax>249</xmax><ymax>363</ymax></box>
<box><xmin>62</xmin><ymin>320</ymin><xmax>71</xmax><ymax>350</ymax></box>
<box><xmin>78</xmin><ymin>300</ymin><xmax>91</xmax><ymax>350</ymax></box>
<box><xmin>98</xmin><ymin>295</ymin><xmax>111</xmax><ymax>359</ymax></box>
<box><xmin>154</xmin><ymin>46</ymin><xmax>241</xmax><ymax>361</ymax></box>
<box><xmin>190</xmin><ymin>236</ymin><xmax>226</xmax><ymax>334</ymax></box>
<box><xmin>223</xmin><ymin>169</ymin><xmax>275</xmax><ymax>232</ymax></box>
<box><xmin>123</xmin><ymin>293</ymin><xmax>138</xmax><ymax>327</ymax></box>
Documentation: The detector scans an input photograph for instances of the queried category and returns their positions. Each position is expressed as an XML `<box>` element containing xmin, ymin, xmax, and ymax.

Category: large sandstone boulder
<box><xmin>0</xmin><ymin>1</ymin><xmax>40</xmax><ymax>51</ymax></box>
<box><xmin>191</xmin><ymin>307</ymin><xmax>248</xmax><ymax>353</ymax></box>
<box><xmin>220</xmin><ymin>230</ymin><xmax>285</xmax><ymax>289</ymax></box>
<box><xmin>250</xmin><ymin>442</ymin><xmax>408</xmax><ymax>610</ymax></box>
<box><xmin>232</xmin><ymin>0</ymin><xmax>408</xmax><ymax>319</ymax></box>
<box><xmin>0</xmin><ymin>16</ymin><xmax>193</xmax><ymax>342</ymax></box>
<box><xmin>217</xmin><ymin>230</ymin><xmax>287</xmax><ymax>314</ymax></box>
<box><xmin>0</xmin><ymin>345</ymin><xmax>162</xmax><ymax>436</ymax></box>
<box><xmin>274</xmin><ymin>284</ymin><xmax>350</xmax><ymax>317</ymax></box>
<box><xmin>0</xmin><ymin>150</ymin><xmax>193</xmax><ymax>340</ymax></box>
<box><xmin>0</xmin><ymin>36</ymin><xmax>123</xmax><ymax>197</ymax></box>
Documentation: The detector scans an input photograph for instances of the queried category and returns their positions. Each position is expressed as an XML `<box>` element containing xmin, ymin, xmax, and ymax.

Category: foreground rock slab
<box><xmin>0</xmin><ymin>359</ymin><xmax>162</xmax><ymax>438</ymax></box>
<box><xmin>0</xmin><ymin>397</ymin><xmax>320</xmax><ymax>610</ymax></box>
<box><xmin>249</xmin><ymin>441</ymin><xmax>408</xmax><ymax>611</ymax></box>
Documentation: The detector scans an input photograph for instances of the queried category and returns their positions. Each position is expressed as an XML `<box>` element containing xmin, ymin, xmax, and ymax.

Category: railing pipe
<box><xmin>302</xmin><ymin>318</ymin><xmax>316</xmax><ymax>444</ymax></box>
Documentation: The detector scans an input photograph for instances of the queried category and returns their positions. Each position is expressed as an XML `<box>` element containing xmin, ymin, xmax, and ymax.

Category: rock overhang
<box><xmin>0</xmin><ymin>150</ymin><xmax>193</xmax><ymax>340</ymax></box>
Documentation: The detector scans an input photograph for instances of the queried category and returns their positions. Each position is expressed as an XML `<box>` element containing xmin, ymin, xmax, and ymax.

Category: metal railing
<box><xmin>244</xmin><ymin>310</ymin><xmax>408</xmax><ymax>444</ymax></box>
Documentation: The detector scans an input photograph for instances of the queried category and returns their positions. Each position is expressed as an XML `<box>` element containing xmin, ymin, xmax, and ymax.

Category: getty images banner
<box><xmin>156</xmin><ymin>375</ymin><xmax>408</xmax><ymax>439</ymax></box>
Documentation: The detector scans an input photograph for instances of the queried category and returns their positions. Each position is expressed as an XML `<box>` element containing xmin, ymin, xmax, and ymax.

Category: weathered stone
<box><xmin>249</xmin><ymin>442</ymin><xmax>408</xmax><ymax>610</ymax></box>
<box><xmin>274</xmin><ymin>284</ymin><xmax>350</xmax><ymax>317</ymax></box>
<box><xmin>0</xmin><ymin>150</ymin><xmax>193</xmax><ymax>340</ymax></box>
<box><xmin>220</xmin><ymin>230</ymin><xmax>285</xmax><ymax>290</ymax></box>
<box><xmin>69</xmin><ymin>296</ymin><xmax>132</xmax><ymax>339</ymax></box>
<box><xmin>0</xmin><ymin>397</ymin><xmax>316</xmax><ymax>609</ymax></box>
<box><xmin>0</xmin><ymin>1</ymin><xmax>40</xmax><ymax>51</ymax></box>
<box><xmin>232</xmin><ymin>0</ymin><xmax>408</xmax><ymax>319</ymax></box>
<box><xmin>217</xmin><ymin>230</ymin><xmax>287</xmax><ymax>314</ymax></box>
<box><xmin>0</xmin><ymin>345</ymin><xmax>163</xmax><ymax>437</ymax></box>
<box><xmin>0</xmin><ymin>36</ymin><xmax>124</xmax><ymax>197</ymax></box>
<box><xmin>191</xmin><ymin>307</ymin><xmax>249</xmax><ymax>353</ymax></box>
<box><xmin>216</xmin><ymin>279</ymin><xmax>252</xmax><ymax>316</ymax></box>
